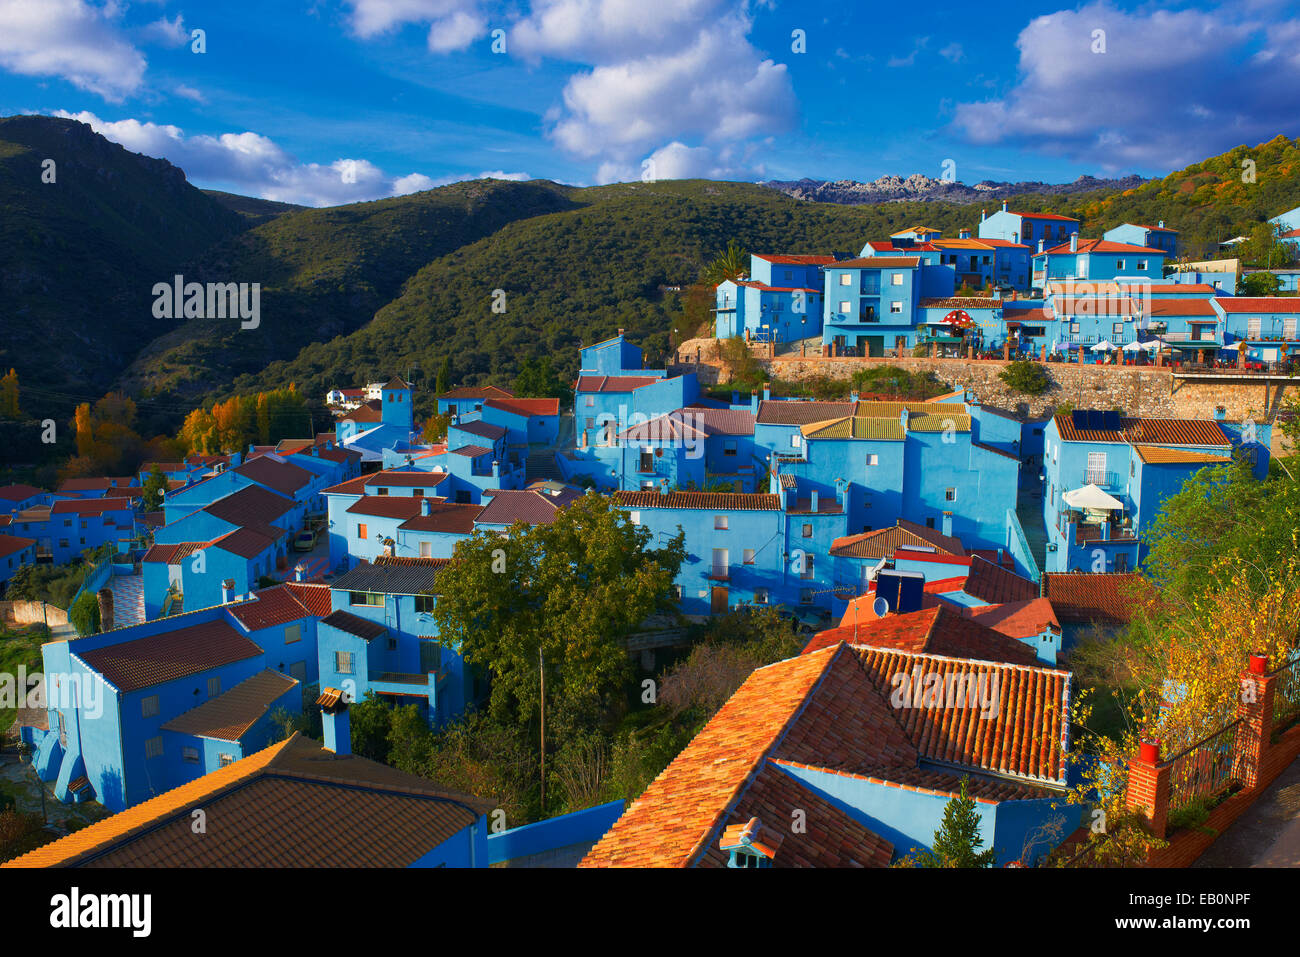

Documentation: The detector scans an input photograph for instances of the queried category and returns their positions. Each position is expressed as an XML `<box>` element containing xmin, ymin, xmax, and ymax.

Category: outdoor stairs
<box><xmin>108</xmin><ymin>573</ymin><xmax>145</xmax><ymax>629</ymax></box>
<box><xmin>526</xmin><ymin>448</ymin><xmax>564</xmax><ymax>484</ymax></box>
<box><xmin>1015</xmin><ymin>496</ymin><xmax>1050</xmax><ymax>580</ymax></box>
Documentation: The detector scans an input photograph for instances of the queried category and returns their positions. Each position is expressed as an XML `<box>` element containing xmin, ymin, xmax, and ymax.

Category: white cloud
<box><xmin>0</xmin><ymin>0</ymin><xmax>146</xmax><ymax>101</ymax></box>
<box><xmin>344</xmin><ymin>0</ymin><xmax>487</xmax><ymax>49</ymax></box>
<box><xmin>391</xmin><ymin>168</ymin><xmax>528</xmax><ymax>193</ymax></box>
<box><xmin>427</xmin><ymin>9</ymin><xmax>486</xmax><ymax>51</ymax></box>
<box><xmin>174</xmin><ymin>84</ymin><xmax>206</xmax><ymax>103</ymax></box>
<box><xmin>140</xmin><ymin>13</ymin><xmax>187</xmax><ymax>47</ymax></box>
<box><xmin>51</xmin><ymin>110</ymin><xmax>509</xmax><ymax>207</ymax></box>
<box><xmin>511</xmin><ymin>0</ymin><xmax>731</xmax><ymax>62</ymax></box>
<box><xmin>951</xmin><ymin>1</ymin><xmax>1300</xmax><ymax>170</ymax></box>
<box><xmin>939</xmin><ymin>42</ymin><xmax>963</xmax><ymax>63</ymax></box>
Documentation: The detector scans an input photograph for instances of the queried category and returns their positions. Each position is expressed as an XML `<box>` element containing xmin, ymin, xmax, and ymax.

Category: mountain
<box><xmin>762</xmin><ymin>173</ymin><xmax>1150</xmax><ymax>206</ymax></box>
<box><xmin>202</xmin><ymin>190</ymin><xmax>305</xmax><ymax>225</ymax></box>
<box><xmin>0</xmin><ymin>115</ymin><xmax>249</xmax><ymax>413</ymax></box>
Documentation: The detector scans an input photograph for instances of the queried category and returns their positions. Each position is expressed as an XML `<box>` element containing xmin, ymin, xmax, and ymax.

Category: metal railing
<box><xmin>1270</xmin><ymin>656</ymin><xmax>1300</xmax><ymax>733</ymax></box>
<box><xmin>1162</xmin><ymin>719</ymin><xmax>1242</xmax><ymax>812</ymax></box>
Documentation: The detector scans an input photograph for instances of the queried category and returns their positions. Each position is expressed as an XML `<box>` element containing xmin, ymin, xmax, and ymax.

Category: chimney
<box><xmin>617</xmin><ymin>327</ymin><xmax>625</xmax><ymax>338</ymax></box>
<box><xmin>421</xmin><ymin>496</ymin><xmax>433</xmax><ymax>515</ymax></box>
<box><xmin>492</xmin><ymin>460</ymin><xmax>500</xmax><ymax>480</ymax></box>
<box><xmin>1069</xmin><ymin>233</ymin><xmax>1079</xmax><ymax>253</ymax></box>
<box><xmin>899</xmin><ymin>408</ymin><xmax>910</xmax><ymax>430</ymax></box>
<box><xmin>293</xmin><ymin>564</ymin><xmax>306</xmax><ymax>582</ymax></box>
<box><xmin>1213</xmin><ymin>405</ymin><xmax>1226</xmax><ymax>421</ymax></box>
<box><xmin>318</xmin><ymin>689</ymin><xmax>351</xmax><ymax>756</ymax></box>
<box><xmin>849</xmin><ymin>390</ymin><xmax>860</xmax><ymax>403</ymax></box>
<box><xmin>980</xmin><ymin>209</ymin><xmax>987</xmax><ymax>222</ymax></box>
<box><xmin>731</xmin><ymin>390</ymin><xmax>739</xmax><ymax>406</ymax></box>
<box><xmin>959</xmin><ymin>228</ymin><xmax>970</xmax><ymax>240</ymax></box>
<box><xmin>230</xmin><ymin>451</ymin><xmax>243</xmax><ymax>467</ymax></box>
<box><xmin>1001</xmin><ymin>201</ymin><xmax>1008</xmax><ymax>213</ymax></box>
<box><xmin>1037</xmin><ymin>239</ymin><xmax>1045</xmax><ymax>254</ymax></box>
<box><xmin>1158</xmin><ymin>220</ymin><xmax>1165</xmax><ymax>229</ymax></box>
<box><xmin>222</xmin><ymin>578</ymin><xmax>235</xmax><ymax>604</ymax></box>
<box><xmin>942</xmin><ymin>511</ymin><xmax>953</xmax><ymax>537</ymax></box>
<box><xmin>248</xmin><ymin>443</ymin><xmax>255</xmax><ymax>454</ymax></box>
<box><xmin>810</xmin><ymin>489</ymin><xmax>819</xmax><ymax>513</ymax></box>
<box><xmin>762</xmin><ymin>383</ymin><xmax>771</xmax><ymax>402</ymax></box>
<box><xmin>96</xmin><ymin>587</ymin><xmax>114</xmax><ymax>634</ymax></box>
<box><xmin>750</xmin><ymin>390</ymin><xmax>759</xmax><ymax>414</ymax></box>
<box><xmin>659</xmin><ymin>478</ymin><xmax>669</xmax><ymax>496</ymax></box>
<box><xmin>835</xmin><ymin>478</ymin><xmax>847</xmax><ymax>505</ymax></box>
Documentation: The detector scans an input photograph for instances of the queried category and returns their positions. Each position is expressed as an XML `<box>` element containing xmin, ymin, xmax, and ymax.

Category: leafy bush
<box><xmin>69</xmin><ymin>591</ymin><xmax>100</xmax><ymax>636</ymax></box>
<box><xmin>998</xmin><ymin>360</ymin><xmax>1052</xmax><ymax>396</ymax></box>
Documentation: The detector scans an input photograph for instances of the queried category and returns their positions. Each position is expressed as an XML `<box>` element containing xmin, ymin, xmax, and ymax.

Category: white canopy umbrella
<box><xmin>1121</xmin><ymin>339</ymin><xmax>1148</xmax><ymax>352</ymax></box>
<box><xmin>1063</xmin><ymin>484</ymin><xmax>1124</xmax><ymax>510</ymax></box>
<box><xmin>1090</xmin><ymin>340</ymin><xmax>1117</xmax><ymax>352</ymax></box>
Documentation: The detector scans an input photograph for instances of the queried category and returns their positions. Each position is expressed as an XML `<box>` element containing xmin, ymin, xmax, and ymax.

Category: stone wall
<box><xmin>0</xmin><ymin>600</ymin><xmax>69</xmax><ymax>628</ymax></box>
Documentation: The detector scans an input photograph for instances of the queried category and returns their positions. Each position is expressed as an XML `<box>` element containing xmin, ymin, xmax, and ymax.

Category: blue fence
<box><xmin>486</xmin><ymin>799</ymin><xmax>624</xmax><ymax>865</ymax></box>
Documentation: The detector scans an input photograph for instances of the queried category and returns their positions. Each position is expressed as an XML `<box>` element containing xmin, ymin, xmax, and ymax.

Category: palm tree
<box><xmin>703</xmin><ymin>239</ymin><xmax>749</xmax><ymax>285</ymax></box>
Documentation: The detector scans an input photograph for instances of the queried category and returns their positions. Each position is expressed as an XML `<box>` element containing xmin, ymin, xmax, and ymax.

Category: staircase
<box><xmin>108</xmin><ymin>573</ymin><xmax>145</xmax><ymax>629</ymax></box>
<box><xmin>526</xmin><ymin>448</ymin><xmax>564</xmax><ymax>483</ymax></box>
<box><xmin>1015</xmin><ymin>496</ymin><xmax>1050</xmax><ymax>578</ymax></box>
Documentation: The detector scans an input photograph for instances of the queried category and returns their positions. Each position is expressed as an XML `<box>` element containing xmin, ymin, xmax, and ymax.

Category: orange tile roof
<box><xmin>964</xmin><ymin>556</ymin><xmax>1038</xmax><ymax>604</ymax></box>
<box><xmin>2</xmin><ymin>734</ymin><xmax>494</xmax><ymax>868</ymax></box>
<box><xmin>483</xmin><ymin>397</ymin><xmax>560</xmax><ymax>418</ymax></box>
<box><xmin>808</xmin><ymin>604</ymin><xmax>1038</xmax><ymax>666</ymax></box>
<box><xmin>611</xmin><ymin>491</ymin><xmax>781</xmax><ymax>511</ymax></box>
<box><xmin>829</xmin><ymin>519</ymin><xmax>964</xmax><ymax>559</ymax></box>
<box><xmin>1131</xmin><ymin>445</ymin><xmax>1232</xmax><ymax>465</ymax></box>
<box><xmin>752</xmin><ymin>254</ymin><xmax>836</xmax><ymax>265</ymax></box>
<box><xmin>1039</xmin><ymin>238</ymin><xmax>1164</xmax><ymax>256</ymax></box>
<box><xmin>77</xmin><ymin>619</ymin><xmax>263</xmax><ymax>693</ymax></box>
<box><xmin>1145</xmin><ymin>298</ymin><xmax>1218</xmax><ymax>317</ymax></box>
<box><xmin>965</xmin><ymin>598</ymin><xmax>1060</xmax><ymax>641</ymax></box>
<box><xmin>228</xmin><ymin>583</ymin><xmax>330</xmax><ymax>631</ymax></box>
<box><xmin>1041</xmin><ymin>572</ymin><xmax>1158</xmax><ymax>624</ymax></box>
<box><xmin>1052</xmin><ymin>413</ymin><xmax>1230</xmax><ymax>447</ymax></box>
<box><xmin>1214</xmin><ymin>297</ymin><xmax>1300</xmax><ymax>314</ymax></box>
<box><xmin>437</xmin><ymin>385</ymin><xmax>514</xmax><ymax>400</ymax></box>
<box><xmin>829</xmin><ymin>256</ymin><xmax>920</xmax><ymax>268</ymax></box>
<box><xmin>160</xmin><ymin>669</ymin><xmax>298</xmax><ymax>741</ymax></box>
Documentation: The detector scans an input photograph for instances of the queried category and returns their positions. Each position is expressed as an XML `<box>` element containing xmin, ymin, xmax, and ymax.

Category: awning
<box><xmin>1063</xmin><ymin>484</ymin><xmax>1124</xmax><ymax>510</ymax></box>
<box><xmin>1090</xmin><ymin>340</ymin><xmax>1117</xmax><ymax>352</ymax></box>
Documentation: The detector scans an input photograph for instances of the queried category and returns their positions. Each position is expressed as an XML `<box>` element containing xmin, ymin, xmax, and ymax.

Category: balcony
<box><xmin>1080</xmin><ymin>469</ymin><xmax>1121</xmax><ymax>489</ymax></box>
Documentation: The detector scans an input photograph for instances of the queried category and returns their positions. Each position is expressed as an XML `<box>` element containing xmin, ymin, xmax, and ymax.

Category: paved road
<box><xmin>1193</xmin><ymin>755</ymin><xmax>1300</xmax><ymax>867</ymax></box>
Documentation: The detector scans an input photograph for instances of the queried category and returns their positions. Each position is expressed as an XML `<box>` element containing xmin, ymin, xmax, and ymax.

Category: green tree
<box><xmin>431</xmin><ymin>493</ymin><xmax>685</xmax><ymax>739</ymax></box>
<box><xmin>141</xmin><ymin>465</ymin><xmax>168</xmax><ymax>512</ymax></box>
<box><xmin>702</xmin><ymin>238</ymin><xmax>749</xmax><ymax>285</ymax></box>
<box><xmin>1238</xmin><ymin>271</ymin><xmax>1282</xmax><ymax>296</ymax></box>
<box><xmin>513</xmin><ymin>356</ymin><xmax>568</xmax><ymax>401</ymax></box>
<box><xmin>0</xmin><ymin>368</ymin><xmax>19</xmax><ymax>419</ymax></box>
<box><xmin>69</xmin><ymin>591</ymin><xmax>101</xmax><ymax>636</ymax></box>
<box><xmin>897</xmin><ymin>777</ymin><xmax>997</xmax><ymax>867</ymax></box>
<box><xmin>1239</xmin><ymin>221</ymin><xmax>1295</xmax><ymax>270</ymax></box>
<box><xmin>435</xmin><ymin>356</ymin><xmax>451</xmax><ymax>396</ymax></box>
<box><xmin>998</xmin><ymin>360</ymin><xmax>1052</xmax><ymax>396</ymax></box>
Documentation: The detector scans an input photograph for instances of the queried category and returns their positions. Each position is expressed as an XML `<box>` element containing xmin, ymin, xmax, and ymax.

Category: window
<box><xmin>1023</xmin><ymin>223</ymin><xmax>1033</xmax><ymax>241</ymax></box>
<box><xmin>673</xmin><ymin>584</ymin><xmax>683</xmax><ymax>599</ymax></box>
<box><xmin>629</xmin><ymin>511</ymin><xmax>641</xmax><ymax>526</ymax></box>
<box><xmin>584</xmin><ymin>395</ymin><xmax>596</xmax><ymax>408</ymax></box>
<box><xmin>802</xmin><ymin>523</ymin><xmax>813</xmax><ymax>538</ymax></box>
<box><xmin>357</xmin><ymin>523</ymin><xmax>368</xmax><ymax>540</ymax></box>
<box><xmin>723</xmin><ymin>440</ymin><xmax>737</xmax><ymax>456</ymax></box>
<box><xmin>285</xmin><ymin>623</ymin><xmax>301</xmax><ymax>644</ymax></box>
<box><xmin>714</xmin><ymin>515</ymin><xmax>728</xmax><ymax>530</ymax></box>
<box><xmin>839</xmin><ymin>273</ymin><xmax>852</xmax><ymax>286</ymax></box>
<box><xmin>711</xmin><ymin>548</ymin><xmax>729</xmax><ymax>578</ymax></box>
<box><xmin>754</xmin><ymin>588</ymin><xmax>769</xmax><ymax>604</ymax></box>
<box><xmin>1070</xmin><ymin>321</ymin><xmax>1080</xmax><ymax>333</ymax></box>
<box><xmin>145</xmin><ymin>736</ymin><xmax>164</xmax><ymax>759</ymax></box>
<box><xmin>890</xmin><ymin>301</ymin><xmax>902</xmax><ymax>314</ymax></box>
<box><xmin>412</xmin><ymin>489</ymin><xmax>424</xmax><ymax>497</ymax></box>
<box><xmin>182</xmin><ymin>746</ymin><xmax>200</xmax><ymax>764</ymax></box>
<box><xmin>1136</xmin><ymin>260</ymin><xmax>1147</xmax><ymax>271</ymax></box>
<box><xmin>801</xmin><ymin>553</ymin><xmax>815</xmax><ymax>580</ymax></box>
<box><xmin>790</xmin><ymin>434</ymin><xmax>802</xmax><ymax>449</ymax></box>
<box><xmin>415</xmin><ymin>595</ymin><xmax>436</xmax><ymax>614</ymax></box>
<box><xmin>945</xmin><ymin>488</ymin><xmax>956</xmax><ymax>502</ymax></box>
<box><xmin>866</xmin><ymin>453</ymin><xmax>878</xmax><ymax>467</ymax></box>
<box><xmin>783</xmin><ymin>270</ymin><xmax>792</xmax><ymax>280</ymax></box>
<box><xmin>1115</xmin><ymin>259</ymin><xmax>1125</xmax><ymax>270</ymax></box>
<box><xmin>1086</xmin><ymin>451</ymin><xmax>1107</xmax><ymax>484</ymax></box>
<box><xmin>838</xmin><ymin>300</ymin><xmax>852</xmax><ymax>313</ymax></box>
<box><xmin>141</xmin><ymin>695</ymin><xmax>160</xmax><ymax>718</ymax></box>
<box><xmin>388</xmin><ymin>636</ymin><xmax>398</xmax><ymax>651</ymax></box>
<box><xmin>335</xmin><ymin>651</ymin><xmax>355</xmax><ymax>675</ymax></box>
<box><xmin>1113</xmin><ymin>322</ymin><xmax>1123</xmax><ymax>335</ymax></box>
<box><xmin>350</xmin><ymin>591</ymin><xmax>383</xmax><ymax>606</ymax></box>
<box><xmin>890</xmin><ymin>273</ymin><xmax>903</xmax><ymax>286</ymax></box>
<box><xmin>799</xmin><ymin>589</ymin><xmax>814</xmax><ymax>605</ymax></box>
<box><xmin>639</xmin><ymin>450</ymin><xmax>654</xmax><ymax>472</ymax></box>
<box><xmin>207</xmin><ymin>676</ymin><xmax>221</xmax><ymax>697</ymax></box>
<box><xmin>219</xmin><ymin>754</ymin><xmax>234</xmax><ymax>767</ymax></box>
<box><xmin>419</xmin><ymin>541</ymin><xmax>433</xmax><ymax>558</ymax></box>
<box><xmin>925</xmin><ymin>517</ymin><xmax>935</xmax><ymax>529</ymax></box>
<box><xmin>742</xmin><ymin>548</ymin><xmax>755</xmax><ymax>565</ymax></box>
<box><xmin>375</xmin><ymin>487</ymin><xmax>389</xmax><ymax>496</ymax></box>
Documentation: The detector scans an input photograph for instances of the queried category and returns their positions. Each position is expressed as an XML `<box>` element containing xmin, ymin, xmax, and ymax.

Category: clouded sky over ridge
<box><xmin>0</xmin><ymin>0</ymin><xmax>1296</xmax><ymax>206</ymax></box>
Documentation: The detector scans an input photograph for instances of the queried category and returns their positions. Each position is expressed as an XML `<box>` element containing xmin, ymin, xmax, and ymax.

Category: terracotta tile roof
<box><xmin>679</xmin><ymin>406</ymin><xmax>756</xmax><ymax>436</ymax></box>
<box><xmin>756</xmin><ymin>400</ymin><xmax>856</xmax><ymax>426</ymax></box>
<box><xmin>1214</xmin><ymin>297</ymin><xmax>1300</xmax><ymax>313</ymax></box>
<box><xmin>1051</xmin><ymin>297</ymin><xmax>1138</xmax><ymax>318</ymax></box>
<box><xmin>161</xmin><ymin>669</ymin><xmax>298</xmax><ymax>741</ymax></box>
<box><xmin>449</xmin><ymin>444</ymin><xmax>493</xmax><ymax>458</ymax></box>
<box><xmin>283</xmin><ymin>582</ymin><xmax>333</xmax><ymax>617</ymax></box>
<box><xmin>611</xmin><ymin>491</ymin><xmax>781</xmax><ymax>511</ymax></box>
<box><xmin>919</xmin><ymin>297</ymin><xmax>1000</xmax><ymax>308</ymax></box>
<box><xmin>1010</xmin><ymin>210</ymin><xmax>1079</xmax><ymax>222</ymax></box>
<box><xmin>907</xmin><ymin>413</ymin><xmax>971</xmax><ymax>433</ymax></box>
<box><xmin>332</xmin><ymin>556</ymin><xmax>452</xmax><ymax>596</ymax></box>
<box><xmin>852</xmin><ymin>646</ymin><xmax>1069</xmax><ymax>781</ymax></box>
<box><xmin>228</xmin><ymin>583</ymin><xmax>330</xmax><ymax>630</ymax></box>
<box><xmin>1131</xmin><ymin>445</ymin><xmax>1232</xmax><ymax>465</ymax></box>
<box><xmin>453</xmin><ymin>419</ymin><xmax>507</xmax><ymax>441</ymax></box>
<box><xmin>1052</xmin><ymin>413</ymin><xmax>1230</xmax><ymax>447</ymax></box>
<box><xmin>0</xmin><ymin>535</ymin><xmax>35</xmax><ymax>558</ymax></box>
<box><xmin>978</xmin><ymin>238</ymin><xmax>1030</xmax><ymax>249</ymax></box>
<box><xmin>342</xmin><ymin>403</ymin><xmax>383</xmax><ymax>424</ymax></box>
<box><xmin>398</xmin><ymin>502</ymin><xmax>483</xmax><ymax>534</ymax></box>
<box><xmin>1145</xmin><ymin>298</ymin><xmax>1218</xmax><ymax>317</ymax></box>
<box><xmin>141</xmin><ymin>541</ymin><xmax>207</xmax><ymax>564</ymax></box>
<box><xmin>345</xmin><ymin>495</ymin><xmax>427</xmax><ymax>520</ymax></box>
<box><xmin>320</xmin><ymin>609</ymin><xmax>389</xmax><ymax>641</ymax></box>
<box><xmin>1039</xmin><ymin>238</ymin><xmax>1164</xmax><ymax>256</ymax></box>
<box><xmin>830</xmin><ymin>520</ymin><xmax>964</xmax><ymax>559</ymax></box>
<box><xmin>437</xmin><ymin>385</ymin><xmax>514</xmax><ymax>400</ymax></box>
<box><xmin>321</xmin><ymin>476</ymin><xmax>371</xmax><ymax>496</ymax></box>
<box><xmin>204</xmin><ymin>485</ymin><xmax>297</xmax><ymax>527</ymax></box>
<box><xmin>57</xmin><ymin>477</ymin><xmax>138</xmax><ymax>492</ymax></box>
<box><xmin>853</xmin><ymin>400</ymin><xmax>957</xmax><ymax>417</ymax></box>
<box><xmin>475</xmin><ymin>487</ymin><xmax>582</xmax><ymax>526</ymax></box>
<box><xmin>1041</xmin><ymin>572</ymin><xmax>1157</xmax><ymax>624</ymax></box>
<box><xmin>775</xmin><ymin>759</ymin><xmax>1051</xmax><ymax>803</ymax></box>
<box><xmin>77</xmin><ymin>618</ymin><xmax>264</xmax><ymax>693</ymax></box>
<box><xmin>964</xmin><ymin>556</ymin><xmax>1038</xmax><ymax>604</ymax></box>
<box><xmin>827</xmin><ymin>256</ymin><xmax>920</xmax><ymax>268</ymax></box>
<box><xmin>483</xmin><ymin>397</ymin><xmax>560</xmax><ymax>418</ymax></box>
<box><xmin>2</xmin><ymin>734</ymin><xmax>494</xmax><ymax>868</ymax></box>
<box><xmin>734</xmin><ymin>280</ymin><xmax>820</xmax><ymax>293</ymax></box>
<box><xmin>965</xmin><ymin>598</ymin><xmax>1061</xmax><ymax>641</ymax></box>
<box><xmin>0</xmin><ymin>484</ymin><xmax>44</xmax><ymax>501</ymax></box>
<box><xmin>232</xmin><ymin>456</ymin><xmax>316</xmax><ymax>496</ymax></box>
<box><xmin>50</xmin><ymin>498</ymin><xmax>135</xmax><ymax>515</ymax></box>
<box><xmin>209</xmin><ymin>526</ymin><xmax>280</xmax><ymax>560</ymax></box>
<box><xmin>618</xmin><ymin>412</ymin><xmax>706</xmax><ymax>442</ymax></box>
<box><xmin>365</xmin><ymin>470</ymin><xmax>450</xmax><ymax>489</ymax></box>
<box><xmin>575</xmin><ymin>375</ymin><xmax>660</xmax><ymax>393</ymax></box>
<box><xmin>807</xmin><ymin>605</ymin><xmax>1038</xmax><ymax>666</ymax></box>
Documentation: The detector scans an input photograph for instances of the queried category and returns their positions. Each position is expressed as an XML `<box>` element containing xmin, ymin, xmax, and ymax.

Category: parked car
<box><xmin>293</xmin><ymin>529</ymin><xmax>317</xmax><ymax>552</ymax></box>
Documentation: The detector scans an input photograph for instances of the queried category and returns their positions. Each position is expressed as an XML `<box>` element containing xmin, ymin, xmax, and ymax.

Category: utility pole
<box><xmin>539</xmin><ymin>645</ymin><xmax>546</xmax><ymax>811</ymax></box>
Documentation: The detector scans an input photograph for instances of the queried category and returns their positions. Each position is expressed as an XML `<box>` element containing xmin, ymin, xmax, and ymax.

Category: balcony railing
<box><xmin>1080</xmin><ymin>469</ymin><xmax>1121</xmax><ymax>488</ymax></box>
<box><xmin>1271</xmin><ymin>656</ymin><xmax>1300</xmax><ymax>735</ymax></box>
<box><xmin>1162</xmin><ymin>719</ymin><xmax>1243</xmax><ymax>812</ymax></box>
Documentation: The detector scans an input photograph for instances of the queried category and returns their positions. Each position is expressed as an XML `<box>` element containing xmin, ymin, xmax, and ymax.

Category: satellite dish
<box><xmin>872</xmin><ymin>597</ymin><xmax>891</xmax><ymax>618</ymax></box>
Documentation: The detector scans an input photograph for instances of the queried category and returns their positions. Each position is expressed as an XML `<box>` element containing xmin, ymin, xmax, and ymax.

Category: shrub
<box><xmin>69</xmin><ymin>590</ymin><xmax>100</xmax><ymax>636</ymax></box>
<box><xmin>998</xmin><ymin>360</ymin><xmax>1052</xmax><ymax>396</ymax></box>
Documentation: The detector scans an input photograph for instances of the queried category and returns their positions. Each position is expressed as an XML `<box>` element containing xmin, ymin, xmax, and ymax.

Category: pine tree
<box><xmin>0</xmin><ymin>368</ymin><xmax>19</xmax><ymax>418</ymax></box>
<box><xmin>898</xmin><ymin>777</ymin><xmax>998</xmax><ymax>868</ymax></box>
<box><xmin>436</xmin><ymin>357</ymin><xmax>451</xmax><ymax>396</ymax></box>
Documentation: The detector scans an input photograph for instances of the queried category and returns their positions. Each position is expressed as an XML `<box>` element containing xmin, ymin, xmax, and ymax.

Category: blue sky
<box><xmin>1</xmin><ymin>0</ymin><xmax>1297</xmax><ymax>206</ymax></box>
